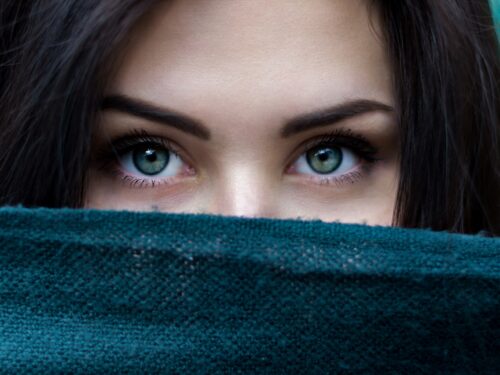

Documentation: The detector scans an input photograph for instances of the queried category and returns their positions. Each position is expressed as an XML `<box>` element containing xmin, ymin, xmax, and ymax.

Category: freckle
<box><xmin>151</xmin><ymin>205</ymin><xmax>160</xmax><ymax>212</ymax></box>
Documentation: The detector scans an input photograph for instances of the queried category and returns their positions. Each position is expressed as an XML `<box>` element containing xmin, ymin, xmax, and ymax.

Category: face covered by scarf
<box><xmin>0</xmin><ymin>207</ymin><xmax>498</xmax><ymax>373</ymax></box>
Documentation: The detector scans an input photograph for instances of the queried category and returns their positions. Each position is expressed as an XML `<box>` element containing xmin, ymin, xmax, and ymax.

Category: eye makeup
<box><xmin>92</xmin><ymin>129</ymin><xmax>195</xmax><ymax>189</ymax></box>
<box><xmin>285</xmin><ymin>128</ymin><xmax>382</xmax><ymax>188</ymax></box>
<box><xmin>91</xmin><ymin>126</ymin><xmax>382</xmax><ymax>189</ymax></box>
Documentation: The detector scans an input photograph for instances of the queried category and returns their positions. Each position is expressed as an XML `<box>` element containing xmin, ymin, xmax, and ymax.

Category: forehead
<box><xmin>109</xmin><ymin>0</ymin><xmax>392</xmax><ymax>137</ymax></box>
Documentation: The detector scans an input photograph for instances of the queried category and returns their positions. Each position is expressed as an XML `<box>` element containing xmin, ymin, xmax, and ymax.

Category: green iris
<box><xmin>306</xmin><ymin>146</ymin><xmax>342</xmax><ymax>174</ymax></box>
<box><xmin>132</xmin><ymin>145</ymin><xmax>169</xmax><ymax>175</ymax></box>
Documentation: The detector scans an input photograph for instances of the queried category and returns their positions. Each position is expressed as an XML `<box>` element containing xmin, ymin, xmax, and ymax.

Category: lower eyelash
<box><xmin>122</xmin><ymin>175</ymin><xmax>157</xmax><ymax>188</ymax></box>
<box><xmin>112</xmin><ymin>155</ymin><xmax>376</xmax><ymax>189</ymax></box>
<box><xmin>302</xmin><ymin>163</ymin><xmax>376</xmax><ymax>188</ymax></box>
<box><xmin>109</xmin><ymin>167</ymin><xmax>183</xmax><ymax>189</ymax></box>
<box><xmin>317</xmin><ymin>171</ymin><xmax>363</xmax><ymax>186</ymax></box>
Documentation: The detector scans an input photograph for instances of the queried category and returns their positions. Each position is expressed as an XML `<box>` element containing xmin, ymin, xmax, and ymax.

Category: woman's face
<box><xmin>86</xmin><ymin>0</ymin><xmax>399</xmax><ymax>225</ymax></box>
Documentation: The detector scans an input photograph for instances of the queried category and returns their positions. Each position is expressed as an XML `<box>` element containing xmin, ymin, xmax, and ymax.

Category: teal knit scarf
<box><xmin>0</xmin><ymin>207</ymin><xmax>498</xmax><ymax>373</ymax></box>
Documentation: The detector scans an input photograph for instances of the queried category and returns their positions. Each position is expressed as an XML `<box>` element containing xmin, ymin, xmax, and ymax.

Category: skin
<box><xmin>86</xmin><ymin>0</ymin><xmax>399</xmax><ymax>225</ymax></box>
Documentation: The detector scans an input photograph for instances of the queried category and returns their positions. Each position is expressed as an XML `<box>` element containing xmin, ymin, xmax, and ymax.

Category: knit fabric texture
<box><xmin>0</xmin><ymin>207</ymin><xmax>498</xmax><ymax>374</ymax></box>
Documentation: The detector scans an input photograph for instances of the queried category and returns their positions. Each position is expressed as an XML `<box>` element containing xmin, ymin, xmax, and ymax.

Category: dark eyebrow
<box><xmin>280</xmin><ymin>99</ymin><xmax>394</xmax><ymax>138</ymax></box>
<box><xmin>101</xmin><ymin>95</ymin><xmax>211</xmax><ymax>140</ymax></box>
<box><xmin>101</xmin><ymin>95</ymin><xmax>393</xmax><ymax>141</ymax></box>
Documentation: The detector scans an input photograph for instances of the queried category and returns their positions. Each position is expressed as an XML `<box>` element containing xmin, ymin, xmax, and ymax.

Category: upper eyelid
<box><xmin>289</xmin><ymin>130</ymin><xmax>379</xmax><ymax>165</ymax></box>
<box><xmin>110</xmin><ymin>134</ymin><xmax>183</xmax><ymax>157</ymax></box>
<box><xmin>106</xmin><ymin>128</ymin><xmax>378</xmax><ymax>168</ymax></box>
<box><xmin>300</xmin><ymin>130</ymin><xmax>375</xmax><ymax>151</ymax></box>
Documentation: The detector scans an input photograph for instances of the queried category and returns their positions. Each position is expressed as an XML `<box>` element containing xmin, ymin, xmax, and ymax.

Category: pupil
<box><xmin>318</xmin><ymin>151</ymin><xmax>329</xmax><ymax>161</ymax></box>
<box><xmin>145</xmin><ymin>149</ymin><xmax>157</xmax><ymax>162</ymax></box>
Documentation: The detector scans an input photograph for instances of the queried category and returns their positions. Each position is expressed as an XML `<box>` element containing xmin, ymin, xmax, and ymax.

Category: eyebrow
<box><xmin>101</xmin><ymin>95</ymin><xmax>211</xmax><ymax>140</ymax></box>
<box><xmin>101</xmin><ymin>95</ymin><xmax>393</xmax><ymax>141</ymax></box>
<box><xmin>280</xmin><ymin>99</ymin><xmax>394</xmax><ymax>138</ymax></box>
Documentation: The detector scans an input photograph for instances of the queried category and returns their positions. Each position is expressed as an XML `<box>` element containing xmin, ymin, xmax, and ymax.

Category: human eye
<box><xmin>286</xmin><ymin>128</ymin><xmax>381</xmax><ymax>186</ymax></box>
<box><xmin>95</xmin><ymin>129</ymin><xmax>195</xmax><ymax>188</ymax></box>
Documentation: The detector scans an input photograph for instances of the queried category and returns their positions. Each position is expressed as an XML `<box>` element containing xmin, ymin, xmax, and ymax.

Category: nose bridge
<box><xmin>207</xmin><ymin>162</ymin><xmax>275</xmax><ymax>218</ymax></box>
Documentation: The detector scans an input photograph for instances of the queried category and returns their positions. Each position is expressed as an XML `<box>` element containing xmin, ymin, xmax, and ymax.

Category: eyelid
<box><xmin>106</xmin><ymin>129</ymin><xmax>195</xmax><ymax>168</ymax></box>
<box><xmin>111</xmin><ymin>131</ymin><xmax>177</xmax><ymax>154</ymax></box>
<box><xmin>91</xmin><ymin>131</ymin><xmax>195</xmax><ymax>186</ymax></box>
<box><xmin>95</xmin><ymin>127</ymin><xmax>381</xmax><ymax>189</ymax></box>
<box><xmin>285</xmin><ymin>128</ymin><xmax>380</xmax><ymax>170</ymax></box>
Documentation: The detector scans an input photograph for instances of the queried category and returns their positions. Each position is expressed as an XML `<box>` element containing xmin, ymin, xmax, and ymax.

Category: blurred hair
<box><xmin>0</xmin><ymin>0</ymin><xmax>499</xmax><ymax>235</ymax></box>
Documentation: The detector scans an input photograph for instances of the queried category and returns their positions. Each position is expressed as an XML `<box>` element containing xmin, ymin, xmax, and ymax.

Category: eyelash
<box><xmin>94</xmin><ymin>129</ymin><xmax>189</xmax><ymax>188</ymax></box>
<box><xmin>288</xmin><ymin>128</ymin><xmax>380</xmax><ymax>186</ymax></box>
<box><xmin>95</xmin><ymin>128</ymin><xmax>381</xmax><ymax>188</ymax></box>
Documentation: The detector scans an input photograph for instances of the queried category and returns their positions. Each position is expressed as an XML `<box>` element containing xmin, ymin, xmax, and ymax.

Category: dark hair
<box><xmin>0</xmin><ymin>0</ymin><xmax>499</xmax><ymax>235</ymax></box>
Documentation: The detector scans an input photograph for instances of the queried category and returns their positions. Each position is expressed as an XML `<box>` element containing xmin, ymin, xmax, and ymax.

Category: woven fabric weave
<box><xmin>0</xmin><ymin>207</ymin><xmax>498</xmax><ymax>373</ymax></box>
